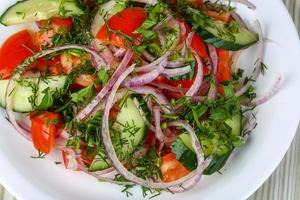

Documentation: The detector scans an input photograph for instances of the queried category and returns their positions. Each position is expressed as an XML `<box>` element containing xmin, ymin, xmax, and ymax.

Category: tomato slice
<box><xmin>216</xmin><ymin>48</ymin><xmax>231</xmax><ymax>82</ymax></box>
<box><xmin>96</xmin><ymin>7</ymin><xmax>147</xmax><ymax>48</ymax></box>
<box><xmin>0</xmin><ymin>30</ymin><xmax>35</xmax><ymax>79</ymax></box>
<box><xmin>30</xmin><ymin>112</ymin><xmax>63</xmax><ymax>154</ymax></box>
<box><xmin>161</xmin><ymin>153</ymin><xmax>190</xmax><ymax>182</ymax></box>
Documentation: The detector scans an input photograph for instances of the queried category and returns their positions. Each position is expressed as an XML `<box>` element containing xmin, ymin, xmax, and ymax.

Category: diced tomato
<box><xmin>216</xmin><ymin>48</ymin><xmax>231</xmax><ymax>82</ymax></box>
<box><xmin>96</xmin><ymin>7</ymin><xmax>147</xmax><ymax>48</ymax></box>
<box><xmin>37</xmin><ymin>55</ymin><xmax>62</xmax><ymax>75</ymax></box>
<box><xmin>30</xmin><ymin>112</ymin><xmax>63</xmax><ymax>154</ymax></box>
<box><xmin>35</xmin><ymin>17</ymin><xmax>73</xmax><ymax>51</ymax></box>
<box><xmin>0</xmin><ymin>30</ymin><xmax>35</xmax><ymax>79</ymax></box>
<box><xmin>161</xmin><ymin>153</ymin><xmax>190</xmax><ymax>182</ymax></box>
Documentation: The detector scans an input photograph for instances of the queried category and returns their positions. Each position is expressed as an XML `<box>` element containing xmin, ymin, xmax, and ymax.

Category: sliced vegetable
<box><xmin>0</xmin><ymin>0</ymin><xmax>83</xmax><ymax>26</ymax></box>
<box><xmin>91</xmin><ymin>0</ymin><xmax>126</xmax><ymax>36</ymax></box>
<box><xmin>30</xmin><ymin>111</ymin><xmax>63</xmax><ymax>154</ymax></box>
<box><xmin>89</xmin><ymin>95</ymin><xmax>149</xmax><ymax>171</ymax></box>
<box><xmin>96</xmin><ymin>7</ymin><xmax>147</xmax><ymax>47</ymax></box>
<box><xmin>0</xmin><ymin>30</ymin><xmax>35</xmax><ymax>79</ymax></box>
<box><xmin>161</xmin><ymin>153</ymin><xmax>190</xmax><ymax>182</ymax></box>
<box><xmin>0</xmin><ymin>76</ymin><xmax>67</xmax><ymax>112</ymax></box>
<box><xmin>171</xmin><ymin>112</ymin><xmax>242</xmax><ymax>172</ymax></box>
<box><xmin>200</xmin><ymin>20</ymin><xmax>258</xmax><ymax>50</ymax></box>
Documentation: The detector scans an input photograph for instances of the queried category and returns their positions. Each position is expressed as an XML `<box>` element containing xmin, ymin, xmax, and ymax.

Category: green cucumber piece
<box><xmin>171</xmin><ymin>112</ymin><xmax>242</xmax><ymax>172</ymax></box>
<box><xmin>0</xmin><ymin>0</ymin><xmax>83</xmax><ymax>26</ymax></box>
<box><xmin>89</xmin><ymin>95</ymin><xmax>149</xmax><ymax>172</ymax></box>
<box><xmin>200</xmin><ymin>21</ymin><xmax>258</xmax><ymax>51</ymax></box>
<box><xmin>0</xmin><ymin>76</ymin><xmax>67</xmax><ymax>112</ymax></box>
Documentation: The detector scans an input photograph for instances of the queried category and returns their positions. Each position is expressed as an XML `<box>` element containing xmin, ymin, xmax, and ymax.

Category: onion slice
<box><xmin>124</xmin><ymin>60</ymin><xmax>167</xmax><ymax>87</ymax></box>
<box><xmin>128</xmin><ymin>86</ymin><xmax>171</xmax><ymax>114</ymax></box>
<box><xmin>186</xmin><ymin>49</ymin><xmax>204</xmax><ymax>97</ymax></box>
<box><xmin>162</xmin><ymin>65</ymin><xmax>192</xmax><ymax>79</ymax></box>
<box><xmin>102</xmin><ymin>66</ymin><xmax>206</xmax><ymax>188</ymax></box>
<box><xmin>76</xmin><ymin>50</ymin><xmax>134</xmax><ymax>121</ymax></box>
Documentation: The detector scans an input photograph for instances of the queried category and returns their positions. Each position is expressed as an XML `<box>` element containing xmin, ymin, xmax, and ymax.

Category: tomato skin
<box><xmin>216</xmin><ymin>48</ymin><xmax>231</xmax><ymax>82</ymax></box>
<box><xmin>37</xmin><ymin>55</ymin><xmax>62</xmax><ymax>75</ymax></box>
<box><xmin>96</xmin><ymin>7</ymin><xmax>147</xmax><ymax>48</ymax></box>
<box><xmin>30</xmin><ymin>112</ymin><xmax>63</xmax><ymax>154</ymax></box>
<box><xmin>0</xmin><ymin>30</ymin><xmax>35</xmax><ymax>79</ymax></box>
<box><xmin>161</xmin><ymin>153</ymin><xmax>190</xmax><ymax>182</ymax></box>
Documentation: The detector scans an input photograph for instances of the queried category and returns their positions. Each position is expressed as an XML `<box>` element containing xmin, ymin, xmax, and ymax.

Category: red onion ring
<box><xmin>186</xmin><ymin>49</ymin><xmax>204</xmax><ymax>97</ymax></box>
<box><xmin>101</xmin><ymin>66</ymin><xmax>206</xmax><ymax>188</ymax></box>
<box><xmin>76</xmin><ymin>50</ymin><xmax>134</xmax><ymax>121</ymax></box>
<box><xmin>113</xmin><ymin>48</ymin><xmax>126</xmax><ymax>58</ymax></box>
<box><xmin>124</xmin><ymin>60</ymin><xmax>167</xmax><ymax>87</ymax></box>
<box><xmin>162</xmin><ymin>65</ymin><xmax>192</xmax><ymax>79</ymax></box>
<box><xmin>244</xmin><ymin>75</ymin><xmax>282</xmax><ymax>107</ymax></box>
<box><xmin>142</xmin><ymin>51</ymin><xmax>155</xmax><ymax>62</ymax></box>
<box><xmin>153</xmin><ymin>106</ymin><xmax>165</xmax><ymax>143</ymax></box>
<box><xmin>127</xmin><ymin>86</ymin><xmax>171</xmax><ymax>114</ymax></box>
<box><xmin>207</xmin><ymin>44</ymin><xmax>219</xmax><ymax>100</ymax></box>
<box><xmin>5</xmin><ymin>44</ymin><xmax>108</xmax><ymax>141</ymax></box>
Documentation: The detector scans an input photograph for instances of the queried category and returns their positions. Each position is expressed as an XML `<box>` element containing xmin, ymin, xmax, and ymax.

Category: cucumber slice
<box><xmin>171</xmin><ymin>112</ymin><xmax>242</xmax><ymax>172</ymax></box>
<box><xmin>0</xmin><ymin>76</ymin><xmax>67</xmax><ymax>112</ymax></box>
<box><xmin>0</xmin><ymin>0</ymin><xmax>83</xmax><ymax>26</ymax></box>
<box><xmin>200</xmin><ymin>21</ymin><xmax>258</xmax><ymax>51</ymax></box>
<box><xmin>89</xmin><ymin>95</ymin><xmax>148</xmax><ymax>172</ymax></box>
<box><xmin>91</xmin><ymin>0</ymin><xmax>126</xmax><ymax>36</ymax></box>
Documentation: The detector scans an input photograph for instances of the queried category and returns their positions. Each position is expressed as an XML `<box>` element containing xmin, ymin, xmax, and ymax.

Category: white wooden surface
<box><xmin>0</xmin><ymin>0</ymin><xmax>299</xmax><ymax>199</ymax></box>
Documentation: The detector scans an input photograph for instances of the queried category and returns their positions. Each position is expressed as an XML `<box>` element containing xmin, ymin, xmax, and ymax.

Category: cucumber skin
<box><xmin>0</xmin><ymin>76</ymin><xmax>67</xmax><ymax>113</ymax></box>
<box><xmin>171</xmin><ymin>112</ymin><xmax>242</xmax><ymax>174</ymax></box>
<box><xmin>89</xmin><ymin>95</ymin><xmax>149</xmax><ymax>172</ymax></box>
<box><xmin>199</xmin><ymin>29</ymin><xmax>258</xmax><ymax>51</ymax></box>
<box><xmin>0</xmin><ymin>0</ymin><xmax>83</xmax><ymax>26</ymax></box>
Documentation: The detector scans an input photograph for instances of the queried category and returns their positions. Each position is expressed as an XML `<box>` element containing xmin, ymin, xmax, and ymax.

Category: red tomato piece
<box><xmin>216</xmin><ymin>48</ymin><xmax>231</xmax><ymax>82</ymax></box>
<box><xmin>96</xmin><ymin>7</ymin><xmax>147</xmax><ymax>48</ymax></box>
<box><xmin>161</xmin><ymin>153</ymin><xmax>190</xmax><ymax>182</ymax></box>
<box><xmin>0</xmin><ymin>30</ymin><xmax>35</xmax><ymax>79</ymax></box>
<box><xmin>35</xmin><ymin>17</ymin><xmax>73</xmax><ymax>50</ymax></box>
<box><xmin>30</xmin><ymin>112</ymin><xmax>63</xmax><ymax>154</ymax></box>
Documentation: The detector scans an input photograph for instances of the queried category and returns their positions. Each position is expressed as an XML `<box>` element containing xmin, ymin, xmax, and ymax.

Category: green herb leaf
<box><xmin>71</xmin><ymin>85</ymin><xmax>96</xmax><ymax>103</ymax></box>
<box><xmin>38</xmin><ymin>87</ymin><xmax>53</xmax><ymax>110</ymax></box>
<box><xmin>97</xmin><ymin>68</ymin><xmax>109</xmax><ymax>86</ymax></box>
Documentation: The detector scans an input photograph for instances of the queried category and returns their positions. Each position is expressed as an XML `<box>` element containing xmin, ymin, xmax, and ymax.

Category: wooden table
<box><xmin>0</xmin><ymin>1</ymin><xmax>299</xmax><ymax>199</ymax></box>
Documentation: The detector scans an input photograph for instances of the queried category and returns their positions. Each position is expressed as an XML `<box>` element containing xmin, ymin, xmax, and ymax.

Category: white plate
<box><xmin>0</xmin><ymin>0</ymin><xmax>300</xmax><ymax>200</ymax></box>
